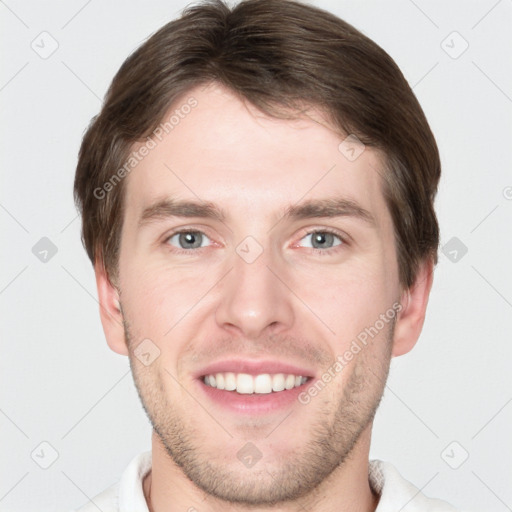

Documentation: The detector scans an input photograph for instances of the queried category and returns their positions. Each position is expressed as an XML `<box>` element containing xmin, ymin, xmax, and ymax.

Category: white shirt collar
<box><xmin>80</xmin><ymin>450</ymin><xmax>459</xmax><ymax>512</ymax></box>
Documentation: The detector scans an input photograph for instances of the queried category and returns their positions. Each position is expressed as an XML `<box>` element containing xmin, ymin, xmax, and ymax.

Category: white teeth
<box><xmin>285</xmin><ymin>374</ymin><xmax>295</xmax><ymax>390</ymax></box>
<box><xmin>224</xmin><ymin>372</ymin><xmax>237</xmax><ymax>391</ymax></box>
<box><xmin>236</xmin><ymin>373</ymin><xmax>254</xmax><ymax>394</ymax></box>
<box><xmin>272</xmin><ymin>373</ymin><xmax>285</xmax><ymax>392</ymax></box>
<box><xmin>215</xmin><ymin>373</ymin><xmax>225</xmax><ymax>390</ymax></box>
<box><xmin>203</xmin><ymin>372</ymin><xmax>309</xmax><ymax>394</ymax></box>
<box><xmin>254</xmin><ymin>374</ymin><xmax>272</xmax><ymax>394</ymax></box>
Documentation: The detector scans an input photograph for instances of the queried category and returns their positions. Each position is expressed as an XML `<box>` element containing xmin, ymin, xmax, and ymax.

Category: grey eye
<box><xmin>167</xmin><ymin>231</ymin><xmax>210</xmax><ymax>250</ymax></box>
<box><xmin>301</xmin><ymin>231</ymin><xmax>342</xmax><ymax>249</ymax></box>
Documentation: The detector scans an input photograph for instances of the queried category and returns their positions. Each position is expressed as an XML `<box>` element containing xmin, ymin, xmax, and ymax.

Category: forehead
<box><xmin>124</xmin><ymin>83</ymin><xmax>389</xmax><ymax>227</ymax></box>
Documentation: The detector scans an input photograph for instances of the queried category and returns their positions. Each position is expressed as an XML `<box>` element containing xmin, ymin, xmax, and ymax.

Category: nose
<box><xmin>214</xmin><ymin>242</ymin><xmax>294</xmax><ymax>340</ymax></box>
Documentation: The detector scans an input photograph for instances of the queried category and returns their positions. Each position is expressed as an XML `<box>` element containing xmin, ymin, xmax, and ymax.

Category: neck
<box><xmin>143</xmin><ymin>425</ymin><xmax>380</xmax><ymax>512</ymax></box>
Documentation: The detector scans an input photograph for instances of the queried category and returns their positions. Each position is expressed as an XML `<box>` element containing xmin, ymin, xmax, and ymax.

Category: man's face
<box><xmin>115</xmin><ymin>83</ymin><xmax>404</xmax><ymax>504</ymax></box>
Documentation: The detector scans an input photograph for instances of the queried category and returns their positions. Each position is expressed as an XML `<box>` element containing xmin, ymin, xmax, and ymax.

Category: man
<box><xmin>72</xmin><ymin>0</ymin><xmax>460</xmax><ymax>510</ymax></box>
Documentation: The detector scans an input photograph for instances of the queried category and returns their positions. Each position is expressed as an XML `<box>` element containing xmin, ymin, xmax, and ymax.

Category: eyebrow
<box><xmin>138</xmin><ymin>197</ymin><xmax>376</xmax><ymax>228</ymax></box>
<box><xmin>282</xmin><ymin>197</ymin><xmax>376</xmax><ymax>227</ymax></box>
<box><xmin>139</xmin><ymin>199</ymin><xmax>227</xmax><ymax>227</ymax></box>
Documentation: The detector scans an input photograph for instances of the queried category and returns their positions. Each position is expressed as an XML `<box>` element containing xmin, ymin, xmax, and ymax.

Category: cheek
<box><xmin>119</xmin><ymin>259</ymin><xmax>214</xmax><ymax>346</ymax></box>
<box><xmin>292</xmin><ymin>256</ymin><xmax>393</xmax><ymax>343</ymax></box>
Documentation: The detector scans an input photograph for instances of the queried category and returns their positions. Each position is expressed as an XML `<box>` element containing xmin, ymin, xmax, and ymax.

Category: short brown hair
<box><xmin>74</xmin><ymin>0</ymin><xmax>441</xmax><ymax>290</ymax></box>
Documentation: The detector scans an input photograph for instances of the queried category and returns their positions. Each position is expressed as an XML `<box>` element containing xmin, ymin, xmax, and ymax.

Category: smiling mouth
<box><xmin>202</xmin><ymin>372</ymin><xmax>311</xmax><ymax>394</ymax></box>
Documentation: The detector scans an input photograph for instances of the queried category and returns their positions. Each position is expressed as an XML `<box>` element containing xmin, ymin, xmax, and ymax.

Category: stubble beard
<box><xmin>125</xmin><ymin>318</ymin><xmax>394</xmax><ymax>507</ymax></box>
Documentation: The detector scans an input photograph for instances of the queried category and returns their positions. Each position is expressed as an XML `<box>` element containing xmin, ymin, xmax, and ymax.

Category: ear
<box><xmin>392</xmin><ymin>258</ymin><xmax>434</xmax><ymax>357</ymax></box>
<box><xmin>94</xmin><ymin>259</ymin><xmax>129</xmax><ymax>356</ymax></box>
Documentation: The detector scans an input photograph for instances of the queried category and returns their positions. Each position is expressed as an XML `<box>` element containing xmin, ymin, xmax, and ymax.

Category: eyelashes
<box><xmin>296</xmin><ymin>229</ymin><xmax>345</xmax><ymax>253</ymax></box>
<box><xmin>163</xmin><ymin>228</ymin><xmax>348</xmax><ymax>256</ymax></box>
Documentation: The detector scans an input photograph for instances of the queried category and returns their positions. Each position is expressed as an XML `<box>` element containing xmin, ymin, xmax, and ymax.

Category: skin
<box><xmin>95</xmin><ymin>82</ymin><xmax>433</xmax><ymax>512</ymax></box>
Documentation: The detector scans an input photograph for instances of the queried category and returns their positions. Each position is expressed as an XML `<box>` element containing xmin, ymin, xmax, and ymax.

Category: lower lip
<box><xmin>196</xmin><ymin>378</ymin><xmax>312</xmax><ymax>414</ymax></box>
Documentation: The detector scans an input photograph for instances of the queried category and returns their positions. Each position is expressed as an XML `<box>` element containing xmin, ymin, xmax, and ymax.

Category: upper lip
<box><xmin>195</xmin><ymin>359</ymin><xmax>316</xmax><ymax>379</ymax></box>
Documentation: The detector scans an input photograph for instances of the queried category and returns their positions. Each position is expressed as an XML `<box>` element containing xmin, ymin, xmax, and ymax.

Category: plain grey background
<box><xmin>1</xmin><ymin>0</ymin><xmax>511</xmax><ymax>511</ymax></box>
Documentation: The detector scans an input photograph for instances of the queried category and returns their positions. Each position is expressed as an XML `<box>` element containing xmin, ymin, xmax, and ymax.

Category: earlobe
<box><xmin>391</xmin><ymin>259</ymin><xmax>434</xmax><ymax>357</ymax></box>
<box><xmin>94</xmin><ymin>259</ymin><xmax>129</xmax><ymax>356</ymax></box>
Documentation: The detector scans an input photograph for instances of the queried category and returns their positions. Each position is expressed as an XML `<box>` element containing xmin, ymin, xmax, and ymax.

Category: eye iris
<box><xmin>312</xmin><ymin>232</ymin><xmax>334</xmax><ymax>249</ymax></box>
<box><xmin>179</xmin><ymin>232</ymin><xmax>202</xmax><ymax>249</ymax></box>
